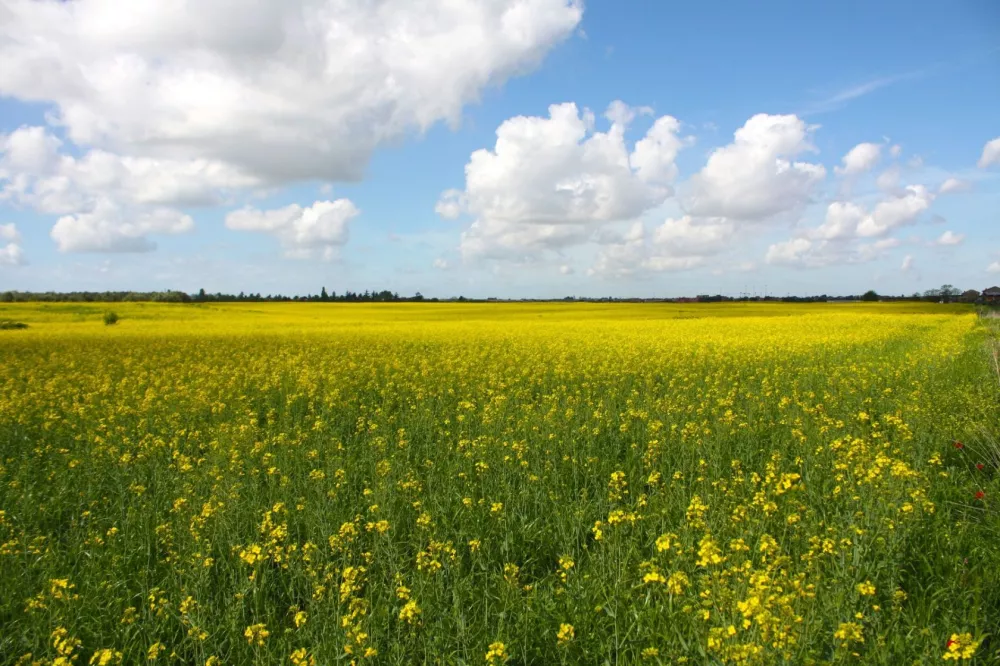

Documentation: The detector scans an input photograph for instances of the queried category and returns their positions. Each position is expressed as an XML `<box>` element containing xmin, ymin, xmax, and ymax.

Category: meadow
<box><xmin>0</xmin><ymin>302</ymin><xmax>997</xmax><ymax>665</ymax></box>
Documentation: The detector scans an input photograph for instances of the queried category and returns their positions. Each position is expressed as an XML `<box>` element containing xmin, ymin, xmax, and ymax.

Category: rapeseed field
<box><xmin>0</xmin><ymin>302</ymin><xmax>997</xmax><ymax>665</ymax></box>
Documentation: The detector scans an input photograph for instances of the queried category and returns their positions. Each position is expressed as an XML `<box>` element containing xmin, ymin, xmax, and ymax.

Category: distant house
<box><xmin>960</xmin><ymin>289</ymin><xmax>980</xmax><ymax>303</ymax></box>
<box><xmin>984</xmin><ymin>286</ymin><xmax>1000</xmax><ymax>304</ymax></box>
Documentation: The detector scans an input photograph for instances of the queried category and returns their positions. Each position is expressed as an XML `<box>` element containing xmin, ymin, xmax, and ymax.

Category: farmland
<box><xmin>0</xmin><ymin>302</ymin><xmax>997</xmax><ymax>664</ymax></box>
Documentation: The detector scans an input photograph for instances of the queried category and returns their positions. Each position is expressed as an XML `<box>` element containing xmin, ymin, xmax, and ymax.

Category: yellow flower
<box><xmin>146</xmin><ymin>642</ymin><xmax>166</xmax><ymax>661</ymax></box>
<box><xmin>833</xmin><ymin>622</ymin><xmax>864</xmax><ymax>645</ymax></box>
<box><xmin>89</xmin><ymin>649</ymin><xmax>122</xmax><ymax>666</ymax></box>
<box><xmin>244</xmin><ymin>623</ymin><xmax>270</xmax><ymax>646</ymax></box>
<box><xmin>289</xmin><ymin>648</ymin><xmax>316</xmax><ymax>666</ymax></box>
<box><xmin>655</xmin><ymin>532</ymin><xmax>676</xmax><ymax>552</ymax></box>
<box><xmin>942</xmin><ymin>633</ymin><xmax>980</xmax><ymax>660</ymax></box>
<box><xmin>293</xmin><ymin>611</ymin><xmax>308</xmax><ymax>628</ymax></box>
<box><xmin>485</xmin><ymin>641</ymin><xmax>508</xmax><ymax>664</ymax></box>
<box><xmin>856</xmin><ymin>581</ymin><xmax>876</xmax><ymax>596</ymax></box>
<box><xmin>667</xmin><ymin>571</ymin><xmax>689</xmax><ymax>595</ymax></box>
<box><xmin>643</xmin><ymin>571</ymin><xmax>667</xmax><ymax>585</ymax></box>
<box><xmin>557</xmin><ymin>623</ymin><xmax>575</xmax><ymax>645</ymax></box>
<box><xmin>399</xmin><ymin>599</ymin><xmax>422</xmax><ymax>625</ymax></box>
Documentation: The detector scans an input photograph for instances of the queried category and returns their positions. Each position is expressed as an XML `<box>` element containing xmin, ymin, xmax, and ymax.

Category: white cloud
<box><xmin>933</xmin><ymin>230</ymin><xmax>964</xmax><ymax>246</ymax></box>
<box><xmin>835</xmin><ymin>142</ymin><xmax>881</xmax><ymax>176</ymax></box>
<box><xmin>0</xmin><ymin>222</ymin><xmax>20</xmax><ymax>242</ymax></box>
<box><xmin>0</xmin><ymin>0</ymin><xmax>582</xmax><ymax>185</ymax></box>
<box><xmin>559</xmin><ymin>264</ymin><xmax>574</xmax><ymax>275</ymax></box>
<box><xmin>650</xmin><ymin>215</ymin><xmax>733</xmax><ymax>257</ymax></box>
<box><xmin>1</xmin><ymin>126</ymin><xmax>259</xmax><ymax>213</ymax></box>
<box><xmin>856</xmin><ymin>185</ymin><xmax>933</xmax><ymax>237</ymax></box>
<box><xmin>979</xmin><ymin>137</ymin><xmax>1000</xmax><ymax>168</ymax></box>
<box><xmin>889</xmin><ymin>144</ymin><xmax>902</xmax><ymax>158</ymax></box>
<box><xmin>434</xmin><ymin>190</ymin><xmax>465</xmax><ymax>220</ymax></box>
<box><xmin>684</xmin><ymin>114</ymin><xmax>826</xmax><ymax>221</ymax></box>
<box><xmin>0</xmin><ymin>242</ymin><xmax>24</xmax><ymax>266</ymax></box>
<box><xmin>0</xmin><ymin>0</ymin><xmax>582</xmax><ymax>252</ymax></box>
<box><xmin>901</xmin><ymin>255</ymin><xmax>913</xmax><ymax>272</ymax></box>
<box><xmin>225</xmin><ymin>199</ymin><xmax>359</xmax><ymax>258</ymax></box>
<box><xmin>51</xmin><ymin>199</ymin><xmax>193</xmax><ymax>252</ymax></box>
<box><xmin>812</xmin><ymin>201</ymin><xmax>866</xmax><ymax>240</ymax></box>
<box><xmin>432</xmin><ymin>258</ymin><xmax>450</xmax><ymax>270</ymax></box>
<box><xmin>874</xmin><ymin>237</ymin><xmax>900</xmax><ymax>250</ymax></box>
<box><xmin>0</xmin><ymin>223</ymin><xmax>23</xmax><ymax>265</ymax></box>
<box><xmin>445</xmin><ymin>101</ymin><xmax>685</xmax><ymax>260</ymax></box>
<box><xmin>988</xmin><ymin>261</ymin><xmax>1000</xmax><ymax>274</ymax></box>
<box><xmin>938</xmin><ymin>177</ymin><xmax>970</xmax><ymax>195</ymax></box>
<box><xmin>765</xmin><ymin>238</ymin><xmax>813</xmax><ymax>266</ymax></box>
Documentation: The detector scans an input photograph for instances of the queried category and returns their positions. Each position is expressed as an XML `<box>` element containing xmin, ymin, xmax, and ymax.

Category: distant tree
<box><xmin>861</xmin><ymin>290</ymin><xmax>879</xmax><ymax>302</ymax></box>
<box><xmin>320</xmin><ymin>286</ymin><xmax>329</xmax><ymax>302</ymax></box>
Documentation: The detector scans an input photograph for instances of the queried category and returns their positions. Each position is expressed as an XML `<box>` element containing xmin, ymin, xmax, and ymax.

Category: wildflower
<box><xmin>485</xmin><ymin>641</ymin><xmax>508</xmax><ymax>664</ymax></box>
<box><xmin>942</xmin><ymin>633</ymin><xmax>980</xmax><ymax>660</ymax></box>
<box><xmin>399</xmin><ymin>600</ymin><xmax>421</xmax><ymax>625</ymax></box>
<box><xmin>667</xmin><ymin>571</ymin><xmax>689</xmax><ymax>595</ymax></box>
<box><xmin>293</xmin><ymin>610</ymin><xmax>308</xmax><ymax>628</ymax></box>
<box><xmin>289</xmin><ymin>648</ymin><xmax>316</xmax><ymax>666</ymax></box>
<box><xmin>974</xmin><ymin>490</ymin><xmax>985</xmax><ymax>500</ymax></box>
<box><xmin>557</xmin><ymin>623</ymin><xmax>575</xmax><ymax>645</ymax></box>
<box><xmin>641</xmin><ymin>647</ymin><xmax>660</xmax><ymax>660</ymax></box>
<box><xmin>833</xmin><ymin>622</ymin><xmax>864</xmax><ymax>645</ymax></box>
<box><xmin>147</xmin><ymin>642</ymin><xmax>166</xmax><ymax>661</ymax></box>
<box><xmin>244</xmin><ymin>623</ymin><xmax>270</xmax><ymax>646</ymax></box>
<box><xmin>643</xmin><ymin>571</ymin><xmax>667</xmax><ymax>585</ymax></box>
<box><xmin>655</xmin><ymin>532</ymin><xmax>676</xmax><ymax>552</ymax></box>
<box><xmin>89</xmin><ymin>649</ymin><xmax>122</xmax><ymax>665</ymax></box>
<box><xmin>856</xmin><ymin>581</ymin><xmax>876</xmax><ymax>596</ymax></box>
<box><xmin>953</xmin><ymin>440</ymin><xmax>964</xmax><ymax>449</ymax></box>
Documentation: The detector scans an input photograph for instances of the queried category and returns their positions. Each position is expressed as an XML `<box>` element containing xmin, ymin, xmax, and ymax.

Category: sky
<box><xmin>0</xmin><ymin>0</ymin><xmax>998</xmax><ymax>299</ymax></box>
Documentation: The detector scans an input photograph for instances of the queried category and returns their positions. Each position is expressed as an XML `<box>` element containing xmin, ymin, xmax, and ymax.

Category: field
<box><xmin>0</xmin><ymin>302</ymin><xmax>998</xmax><ymax>665</ymax></box>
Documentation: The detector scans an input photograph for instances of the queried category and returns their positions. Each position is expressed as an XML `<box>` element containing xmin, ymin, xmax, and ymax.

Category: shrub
<box><xmin>103</xmin><ymin>311</ymin><xmax>120</xmax><ymax>326</ymax></box>
<box><xmin>0</xmin><ymin>320</ymin><xmax>28</xmax><ymax>330</ymax></box>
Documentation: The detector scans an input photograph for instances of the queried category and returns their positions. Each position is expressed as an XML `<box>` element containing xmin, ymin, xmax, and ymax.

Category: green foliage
<box><xmin>102</xmin><ymin>311</ymin><xmax>119</xmax><ymax>326</ymax></box>
<box><xmin>0</xmin><ymin>320</ymin><xmax>28</xmax><ymax>330</ymax></box>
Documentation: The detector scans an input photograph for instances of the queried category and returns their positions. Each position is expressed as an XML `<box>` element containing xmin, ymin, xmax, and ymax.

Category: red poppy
<box><xmin>947</xmin><ymin>639</ymin><xmax>956</xmax><ymax>648</ymax></box>
<box><xmin>953</xmin><ymin>441</ymin><xmax>964</xmax><ymax>449</ymax></box>
<box><xmin>974</xmin><ymin>490</ymin><xmax>985</xmax><ymax>500</ymax></box>
<box><xmin>977</xmin><ymin>463</ymin><xmax>985</xmax><ymax>470</ymax></box>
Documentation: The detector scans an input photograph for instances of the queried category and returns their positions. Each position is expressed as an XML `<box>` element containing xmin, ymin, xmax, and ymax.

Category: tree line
<box><xmin>0</xmin><ymin>288</ymin><xmax>427</xmax><ymax>303</ymax></box>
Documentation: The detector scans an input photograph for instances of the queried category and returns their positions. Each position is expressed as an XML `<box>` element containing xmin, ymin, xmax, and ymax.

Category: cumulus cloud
<box><xmin>979</xmin><ymin>137</ymin><xmax>1000</xmax><ymax>168</ymax></box>
<box><xmin>432</xmin><ymin>258</ymin><xmax>450</xmax><ymax>270</ymax></box>
<box><xmin>0</xmin><ymin>242</ymin><xmax>24</xmax><ymax>266</ymax></box>
<box><xmin>811</xmin><ymin>202</ymin><xmax>866</xmax><ymax>240</ymax></box>
<box><xmin>835</xmin><ymin>142</ymin><xmax>881</xmax><ymax>176</ymax></box>
<box><xmin>225</xmin><ymin>199</ymin><xmax>359</xmax><ymax>259</ymax></box>
<box><xmin>0</xmin><ymin>223</ymin><xmax>20</xmax><ymax>242</ymax></box>
<box><xmin>0</xmin><ymin>223</ymin><xmax>23</xmax><ymax>265</ymax></box>
<box><xmin>765</xmin><ymin>238</ymin><xmax>814</xmax><ymax>266</ymax></box>
<box><xmin>559</xmin><ymin>264</ymin><xmax>574</xmax><ymax>275</ymax></box>
<box><xmin>51</xmin><ymin>200</ymin><xmax>193</xmax><ymax>252</ymax></box>
<box><xmin>0</xmin><ymin>0</ymin><xmax>582</xmax><ymax>184</ymax></box>
<box><xmin>683</xmin><ymin>114</ymin><xmax>825</xmax><ymax>221</ymax></box>
<box><xmin>933</xmin><ymin>230</ymin><xmax>964</xmax><ymax>246</ymax></box>
<box><xmin>589</xmin><ymin>216</ymin><xmax>730</xmax><ymax>278</ymax></box>
<box><xmin>988</xmin><ymin>261</ymin><xmax>1000</xmax><ymax>274</ymax></box>
<box><xmin>443</xmin><ymin>101</ymin><xmax>685</xmax><ymax>260</ymax></box>
<box><xmin>0</xmin><ymin>0</ymin><xmax>582</xmax><ymax>251</ymax></box>
<box><xmin>901</xmin><ymin>255</ymin><xmax>913</xmax><ymax>272</ymax></box>
<box><xmin>938</xmin><ymin>177</ymin><xmax>970</xmax><ymax>194</ymax></box>
<box><xmin>856</xmin><ymin>185</ymin><xmax>933</xmax><ymax>237</ymax></box>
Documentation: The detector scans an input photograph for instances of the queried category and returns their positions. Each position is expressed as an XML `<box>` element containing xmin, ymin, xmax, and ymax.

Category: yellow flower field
<box><xmin>0</xmin><ymin>302</ymin><xmax>997</xmax><ymax>664</ymax></box>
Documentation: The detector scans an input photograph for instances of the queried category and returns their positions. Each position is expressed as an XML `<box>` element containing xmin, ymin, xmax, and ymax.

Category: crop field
<box><xmin>0</xmin><ymin>302</ymin><xmax>998</xmax><ymax>665</ymax></box>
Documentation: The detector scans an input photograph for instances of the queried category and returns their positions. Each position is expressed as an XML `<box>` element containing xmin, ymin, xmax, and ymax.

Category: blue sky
<box><xmin>0</xmin><ymin>0</ymin><xmax>998</xmax><ymax>298</ymax></box>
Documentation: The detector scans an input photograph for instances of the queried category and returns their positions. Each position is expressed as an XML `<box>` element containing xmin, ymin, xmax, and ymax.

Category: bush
<box><xmin>0</xmin><ymin>320</ymin><xmax>28</xmax><ymax>330</ymax></box>
<box><xmin>103</xmin><ymin>311</ymin><xmax>120</xmax><ymax>326</ymax></box>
